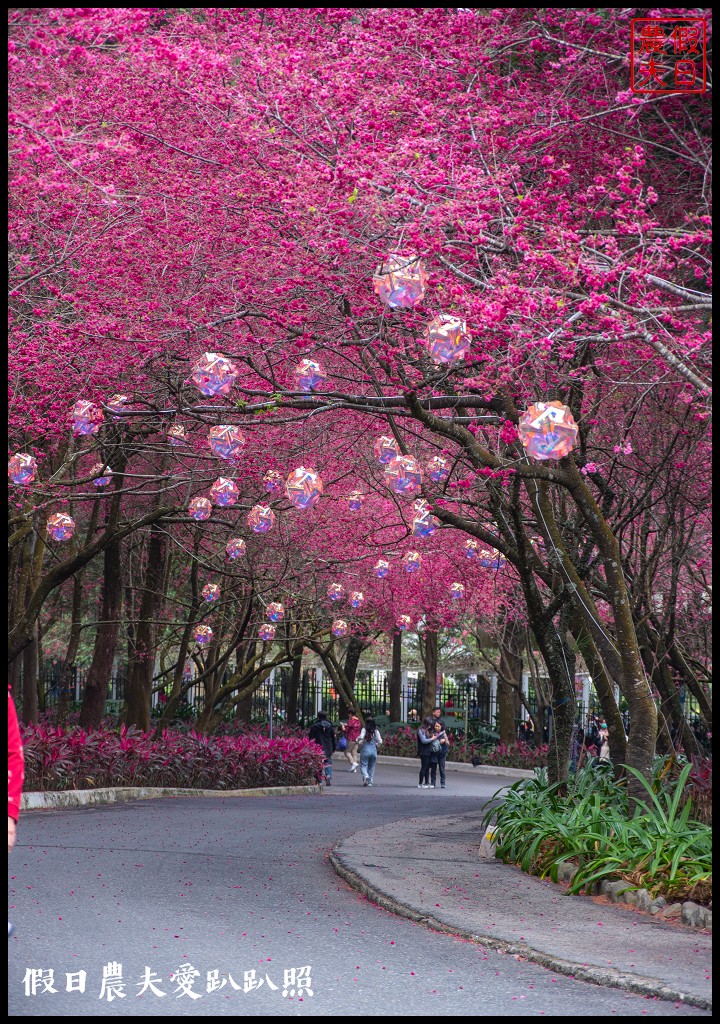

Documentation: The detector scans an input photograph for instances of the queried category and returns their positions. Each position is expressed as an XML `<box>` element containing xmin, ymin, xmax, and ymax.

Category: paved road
<box><xmin>9</xmin><ymin>762</ymin><xmax>709</xmax><ymax>1016</ymax></box>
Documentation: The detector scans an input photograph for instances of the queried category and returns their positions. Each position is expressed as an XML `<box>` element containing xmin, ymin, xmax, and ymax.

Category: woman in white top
<box><xmin>357</xmin><ymin>716</ymin><xmax>383</xmax><ymax>787</ymax></box>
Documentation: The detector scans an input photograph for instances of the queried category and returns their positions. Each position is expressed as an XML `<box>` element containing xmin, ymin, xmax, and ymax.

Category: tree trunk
<box><xmin>389</xmin><ymin>629</ymin><xmax>402</xmax><ymax>722</ymax></box>
<box><xmin>22</xmin><ymin>622</ymin><xmax>39</xmax><ymax>725</ymax></box>
<box><xmin>79</xmin><ymin>537</ymin><xmax>123</xmax><ymax>730</ymax></box>
<box><xmin>421</xmin><ymin>628</ymin><xmax>438</xmax><ymax>720</ymax></box>
<box><xmin>570</xmin><ymin>609</ymin><xmax>627</xmax><ymax>773</ymax></box>
<box><xmin>125</xmin><ymin>526</ymin><xmax>166</xmax><ymax>732</ymax></box>
<box><xmin>286</xmin><ymin>651</ymin><xmax>302</xmax><ymax>724</ymax></box>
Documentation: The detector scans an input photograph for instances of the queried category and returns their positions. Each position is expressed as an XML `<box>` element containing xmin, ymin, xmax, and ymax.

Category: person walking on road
<box><xmin>8</xmin><ymin>686</ymin><xmax>24</xmax><ymax>937</ymax></box>
<box><xmin>357</xmin><ymin>717</ymin><xmax>382</xmax><ymax>787</ymax></box>
<box><xmin>308</xmin><ymin>711</ymin><xmax>336</xmax><ymax>786</ymax></box>
<box><xmin>417</xmin><ymin>716</ymin><xmax>435</xmax><ymax>788</ymax></box>
<box><xmin>344</xmin><ymin>712</ymin><xmax>362</xmax><ymax>772</ymax></box>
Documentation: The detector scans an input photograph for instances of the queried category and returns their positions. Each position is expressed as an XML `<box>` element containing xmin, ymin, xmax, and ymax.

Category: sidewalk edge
<box><xmin>22</xmin><ymin>784</ymin><xmax>323</xmax><ymax>810</ymax></box>
<box><xmin>329</xmin><ymin>849</ymin><xmax>711</xmax><ymax>1011</ymax></box>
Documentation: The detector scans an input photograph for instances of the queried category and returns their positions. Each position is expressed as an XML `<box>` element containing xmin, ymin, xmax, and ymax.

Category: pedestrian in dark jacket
<box><xmin>417</xmin><ymin>716</ymin><xmax>435</xmax><ymax>788</ymax></box>
<box><xmin>308</xmin><ymin>711</ymin><xmax>336</xmax><ymax>786</ymax></box>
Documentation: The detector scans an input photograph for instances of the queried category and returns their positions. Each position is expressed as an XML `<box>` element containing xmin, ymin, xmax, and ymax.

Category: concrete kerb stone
<box><xmin>22</xmin><ymin>784</ymin><xmax>323</xmax><ymax>811</ymax></box>
<box><xmin>333</xmin><ymin>753</ymin><xmax>535</xmax><ymax>779</ymax></box>
<box><xmin>329</xmin><ymin>847</ymin><xmax>712</xmax><ymax>1011</ymax></box>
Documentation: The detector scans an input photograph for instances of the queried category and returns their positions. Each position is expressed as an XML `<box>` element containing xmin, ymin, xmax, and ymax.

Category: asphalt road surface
<box><xmin>8</xmin><ymin>762</ymin><xmax>710</xmax><ymax>1017</ymax></box>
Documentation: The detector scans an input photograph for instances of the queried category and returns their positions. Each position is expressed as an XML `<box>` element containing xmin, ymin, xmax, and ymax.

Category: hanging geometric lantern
<box><xmin>208</xmin><ymin>425</ymin><xmax>245</xmax><ymax>461</ymax></box>
<box><xmin>294</xmin><ymin>358</ymin><xmax>327</xmax><ymax>393</ymax></box>
<box><xmin>479</xmin><ymin>547</ymin><xmax>505</xmax><ymax>569</ymax></box>
<box><xmin>202</xmin><ymin>583</ymin><xmax>221</xmax><ymax>603</ymax></box>
<box><xmin>285</xmin><ymin>466</ymin><xmax>323</xmax><ymax>510</ymax></box>
<box><xmin>412</xmin><ymin>505</ymin><xmax>439</xmax><ymax>538</ymax></box>
<box><xmin>464</xmin><ymin>539</ymin><xmax>479</xmax><ymax>559</ymax></box>
<box><xmin>194</xmin><ymin>624</ymin><xmax>213</xmax><ymax>646</ymax></box>
<box><xmin>331</xmin><ymin>619</ymin><xmax>349</xmax><ymax>638</ymax></box>
<box><xmin>71</xmin><ymin>400</ymin><xmax>104</xmax><ymax>437</ymax></box>
<box><xmin>402</xmin><ymin>551</ymin><xmax>422</xmax><ymax>573</ymax></box>
<box><xmin>247</xmin><ymin>504</ymin><xmax>275</xmax><ymax>533</ymax></box>
<box><xmin>46</xmin><ymin>512</ymin><xmax>75</xmax><ymax>541</ymax></box>
<box><xmin>209</xmin><ymin>477</ymin><xmax>239</xmax><ymax>507</ymax></box>
<box><xmin>225</xmin><ymin>538</ymin><xmax>247</xmax><ymax>560</ymax></box>
<box><xmin>423</xmin><ymin>314</ymin><xmax>471</xmax><ymax>365</ymax></box>
<box><xmin>327</xmin><ymin>583</ymin><xmax>346</xmax><ymax>602</ymax></box>
<box><xmin>450</xmin><ymin>582</ymin><xmax>465</xmax><ymax>600</ymax></box>
<box><xmin>266</xmin><ymin>601</ymin><xmax>285</xmax><ymax>622</ymax></box>
<box><xmin>90</xmin><ymin>463</ymin><xmax>113</xmax><ymax>487</ymax></box>
<box><xmin>262</xmin><ymin>469</ymin><xmax>283</xmax><ymax>494</ymax></box>
<box><xmin>518</xmin><ymin>401</ymin><xmax>579</xmax><ymax>461</ymax></box>
<box><xmin>106</xmin><ymin>394</ymin><xmax>130</xmax><ymax>419</ymax></box>
<box><xmin>191</xmin><ymin>352</ymin><xmax>238</xmax><ymax>397</ymax></box>
<box><xmin>385</xmin><ymin>455</ymin><xmax>422</xmax><ymax>496</ymax></box>
<box><xmin>258</xmin><ymin>623</ymin><xmax>276</xmax><ymax>641</ymax></box>
<box><xmin>188</xmin><ymin>497</ymin><xmax>212</xmax><ymax>521</ymax></box>
<box><xmin>373</xmin><ymin>254</ymin><xmax>429</xmax><ymax>310</ymax></box>
<box><xmin>348</xmin><ymin>591</ymin><xmax>365</xmax><ymax>610</ymax></box>
<box><xmin>373</xmin><ymin>559</ymin><xmax>390</xmax><ymax>579</ymax></box>
<box><xmin>347</xmin><ymin>490</ymin><xmax>366</xmax><ymax>511</ymax></box>
<box><xmin>373</xmin><ymin>435</ymin><xmax>400</xmax><ymax>466</ymax></box>
<box><xmin>530</xmin><ymin>536</ymin><xmax>546</xmax><ymax>556</ymax></box>
<box><xmin>396</xmin><ymin>614</ymin><xmax>412</xmax><ymax>631</ymax></box>
<box><xmin>167</xmin><ymin>424</ymin><xmax>186</xmax><ymax>446</ymax></box>
<box><xmin>8</xmin><ymin>453</ymin><xmax>37</xmax><ymax>486</ymax></box>
<box><xmin>426</xmin><ymin>455</ymin><xmax>451</xmax><ymax>483</ymax></box>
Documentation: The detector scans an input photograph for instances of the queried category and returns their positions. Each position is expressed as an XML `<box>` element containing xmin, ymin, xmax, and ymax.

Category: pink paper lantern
<box><xmin>167</xmin><ymin>424</ymin><xmax>186</xmax><ymax>446</ymax></box>
<box><xmin>90</xmin><ymin>463</ymin><xmax>113</xmax><ymax>487</ymax></box>
<box><xmin>347</xmin><ymin>490</ymin><xmax>365</xmax><ymax>511</ymax></box>
<box><xmin>106</xmin><ymin>394</ymin><xmax>130</xmax><ymax>419</ymax></box>
<box><xmin>191</xmin><ymin>352</ymin><xmax>238</xmax><ymax>397</ymax></box>
<box><xmin>202</xmin><ymin>583</ymin><xmax>221</xmax><ymax>603</ymax></box>
<box><xmin>258</xmin><ymin>623</ymin><xmax>276</xmax><ymax>641</ymax></box>
<box><xmin>331</xmin><ymin>619</ymin><xmax>349</xmax><ymax>638</ymax></box>
<box><xmin>450</xmin><ymin>582</ymin><xmax>465</xmax><ymax>600</ymax></box>
<box><xmin>46</xmin><ymin>512</ymin><xmax>75</xmax><ymax>541</ymax></box>
<box><xmin>402</xmin><ymin>551</ymin><xmax>422</xmax><ymax>574</ymax></box>
<box><xmin>518</xmin><ymin>401</ymin><xmax>579</xmax><ymax>461</ymax></box>
<box><xmin>8</xmin><ymin>453</ymin><xmax>37</xmax><ymax>486</ymax></box>
<box><xmin>427</xmin><ymin>455</ymin><xmax>451</xmax><ymax>483</ymax></box>
<box><xmin>348</xmin><ymin>591</ymin><xmax>365</xmax><ymax>610</ymax></box>
<box><xmin>373</xmin><ymin>254</ymin><xmax>428</xmax><ymax>309</ymax></box>
<box><xmin>266</xmin><ymin>601</ymin><xmax>285</xmax><ymax>622</ymax></box>
<box><xmin>189</xmin><ymin>497</ymin><xmax>212</xmax><ymax>521</ymax></box>
<box><xmin>263</xmin><ymin>469</ymin><xmax>283</xmax><ymax>494</ymax></box>
<box><xmin>385</xmin><ymin>455</ymin><xmax>422</xmax><ymax>497</ymax></box>
<box><xmin>464</xmin><ymin>539</ymin><xmax>479</xmax><ymax>560</ymax></box>
<box><xmin>294</xmin><ymin>358</ymin><xmax>327</xmax><ymax>392</ymax></box>
<box><xmin>225</xmin><ymin>538</ymin><xmax>247</xmax><ymax>560</ymax></box>
<box><xmin>327</xmin><ymin>583</ymin><xmax>346</xmax><ymax>602</ymax></box>
<box><xmin>396</xmin><ymin>614</ymin><xmax>412</xmax><ymax>631</ymax></box>
<box><xmin>71</xmin><ymin>400</ymin><xmax>104</xmax><ymax>437</ymax></box>
<box><xmin>208</xmin><ymin>425</ymin><xmax>245</xmax><ymax>461</ymax></box>
<box><xmin>285</xmin><ymin>466</ymin><xmax>323</xmax><ymax>510</ymax></box>
<box><xmin>248</xmin><ymin>504</ymin><xmax>275</xmax><ymax>533</ymax></box>
<box><xmin>423</xmin><ymin>314</ymin><xmax>471</xmax><ymax>365</ymax></box>
<box><xmin>209</xmin><ymin>477</ymin><xmax>239</xmax><ymax>507</ymax></box>
<box><xmin>373</xmin><ymin>559</ymin><xmax>390</xmax><ymax>579</ymax></box>
<box><xmin>194</xmin><ymin>625</ymin><xmax>213</xmax><ymax>646</ymax></box>
<box><xmin>373</xmin><ymin>435</ymin><xmax>400</xmax><ymax>466</ymax></box>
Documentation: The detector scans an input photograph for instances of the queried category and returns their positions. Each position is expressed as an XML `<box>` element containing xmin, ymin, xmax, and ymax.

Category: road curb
<box><xmin>22</xmin><ymin>784</ymin><xmax>323</xmax><ymax>811</ymax></box>
<box><xmin>332</xmin><ymin>753</ymin><xmax>535</xmax><ymax>778</ymax></box>
<box><xmin>329</xmin><ymin>848</ymin><xmax>711</xmax><ymax>1011</ymax></box>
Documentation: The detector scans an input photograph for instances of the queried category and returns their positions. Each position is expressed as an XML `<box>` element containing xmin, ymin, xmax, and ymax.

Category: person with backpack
<box><xmin>357</xmin><ymin>716</ymin><xmax>382</xmax><ymax>787</ymax></box>
<box><xmin>308</xmin><ymin>711</ymin><xmax>336</xmax><ymax>787</ymax></box>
